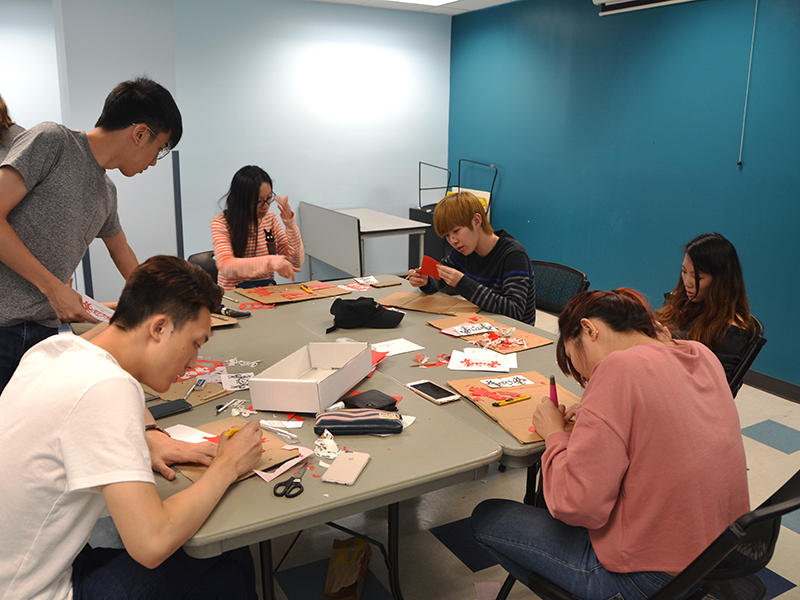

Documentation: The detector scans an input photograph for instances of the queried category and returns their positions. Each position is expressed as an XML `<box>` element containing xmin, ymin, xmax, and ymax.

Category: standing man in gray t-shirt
<box><xmin>0</xmin><ymin>77</ymin><xmax>182</xmax><ymax>392</ymax></box>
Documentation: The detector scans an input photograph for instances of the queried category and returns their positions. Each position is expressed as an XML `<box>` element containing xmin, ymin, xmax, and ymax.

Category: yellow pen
<box><xmin>492</xmin><ymin>394</ymin><xmax>531</xmax><ymax>407</ymax></box>
<box><xmin>225</xmin><ymin>427</ymin><xmax>241</xmax><ymax>437</ymax></box>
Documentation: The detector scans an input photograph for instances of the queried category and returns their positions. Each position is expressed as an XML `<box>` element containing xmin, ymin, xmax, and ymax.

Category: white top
<box><xmin>0</xmin><ymin>335</ymin><xmax>154</xmax><ymax>600</ymax></box>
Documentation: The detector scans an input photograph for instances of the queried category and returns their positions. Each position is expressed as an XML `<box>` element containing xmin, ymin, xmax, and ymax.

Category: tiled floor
<box><xmin>261</xmin><ymin>311</ymin><xmax>800</xmax><ymax>600</ymax></box>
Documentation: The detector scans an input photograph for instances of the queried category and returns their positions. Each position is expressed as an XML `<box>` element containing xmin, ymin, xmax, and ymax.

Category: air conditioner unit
<box><xmin>592</xmin><ymin>0</ymin><xmax>698</xmax><ymax>16</ymax></box>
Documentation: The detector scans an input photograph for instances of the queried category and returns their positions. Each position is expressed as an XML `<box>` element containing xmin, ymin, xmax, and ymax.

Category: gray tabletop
<box><xmin>153</xmin><ymin>290</ymin><xmax>502</xmax><ymax>558</ymax></box>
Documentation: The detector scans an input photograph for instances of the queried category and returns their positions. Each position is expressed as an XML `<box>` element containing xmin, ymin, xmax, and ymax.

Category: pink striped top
<box><xmin>211</xmin><ymin>211</ymin><xmax>305</xmax><ymax>290</ymax></box>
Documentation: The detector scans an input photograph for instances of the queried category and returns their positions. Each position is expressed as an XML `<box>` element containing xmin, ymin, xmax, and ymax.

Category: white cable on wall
<box><xmin>738</xmin><ymin>0</ymin><xmax>759</xmax><ymax>167</ymax></box>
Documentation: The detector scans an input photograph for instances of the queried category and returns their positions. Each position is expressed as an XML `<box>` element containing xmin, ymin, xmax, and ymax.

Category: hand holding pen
<box><xmin>216</xmin><ymin>420</ymin><xmax>263</xmax><ymax>478</ymax></box>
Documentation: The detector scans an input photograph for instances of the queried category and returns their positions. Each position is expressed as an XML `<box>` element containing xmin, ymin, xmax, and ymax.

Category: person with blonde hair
<box><xmin>0</xmin><ymin>93</ymin><xmax>25</xmax><ymax>161</ymax></box>
<box><xmin>407</xmin><ymin>191</ymin><xmax>536</xmax><ymax>324</ymax></box>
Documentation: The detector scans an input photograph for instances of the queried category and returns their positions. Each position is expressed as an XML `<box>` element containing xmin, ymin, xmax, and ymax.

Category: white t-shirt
<box><xmin>0</xmin><ymin>335</ymin><xmax>155</xmax><ymax>600</ymax></box>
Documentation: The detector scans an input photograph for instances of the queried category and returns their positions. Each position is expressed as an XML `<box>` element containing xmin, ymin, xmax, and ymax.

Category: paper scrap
<box><xmin>449</xmin><ymin>348</ymin><xmax>514</xmax><ymax>372</ymax></box>
<box><xmin>440</xmin><ymin>322</ymin><xmax>498</xmax><ymax>337</ymax></box>
<box><xmin>481</xmin><ymin>375</ymin><xmax>535</xmax><ymax>388</ymax></box>
<box><xmin>220</xmin><ymin>372</ymin><xmax>254</xmax><ymax>391</ymax></box>
<box><xmin>260</xmin><ymin>419</ymin><xmax>304</xmax><ymax>429</ymax></box>
<box><xmin>254</xmin><ymin>446</ymin><xmax>314</xmax><ymax>483</ymax></box>
<box><xmin>165</xmin><ymin>424</ymin><xmax>214</xmax><ymax>444</ymax></box>
<box><xmin>371</xmin><ymin>338</ymin><xmax>424</xmax><ymax>357</ymax></box>
<box><xmin>355</xmin><ymin>276</ymin><xmax>379</xmax><ymax>285</ymax></box>
<box><xmin>419</xmin><ymin>255</ymin><xmax>442</xmax><ymax>279</ymax></box>
<box><xmin>79</xmin><ymin>293</ymin><xmax>115</xmax><ymax>323</ymax></box>
<box><xmin>338</xmin><ymin>282</ymin><xmax>371</xmax><ymax>291</ymax></box>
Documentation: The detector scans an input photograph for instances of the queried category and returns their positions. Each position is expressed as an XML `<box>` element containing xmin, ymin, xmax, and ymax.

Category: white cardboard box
<box><xmin>249</xmin><ymin>342</ymin><xmax>372</xmax><ymax>413</ymax></box>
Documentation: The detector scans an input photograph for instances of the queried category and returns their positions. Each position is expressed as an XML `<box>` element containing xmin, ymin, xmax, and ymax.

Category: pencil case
<box><xmin>314</xmin><ymin>408</ymin><xmax>403</xmax><ymax>435</ymax></box>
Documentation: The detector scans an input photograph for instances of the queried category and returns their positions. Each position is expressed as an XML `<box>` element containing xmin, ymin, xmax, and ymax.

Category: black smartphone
<box><xmin>149</xmin><ymin>399</ymin><xmax>192</xmax><ymax>420</ymax></box>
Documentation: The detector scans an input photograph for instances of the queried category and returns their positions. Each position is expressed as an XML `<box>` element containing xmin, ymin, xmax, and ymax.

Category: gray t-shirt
<box><xmin>0</xmin><ymin>122</ymin><xmax>121</xmax><ymax>328</ymax></box>
<box><xmin>0</xmin><ymin>123</ymin><xmax>25</xmax><ymax>162</ymax></box>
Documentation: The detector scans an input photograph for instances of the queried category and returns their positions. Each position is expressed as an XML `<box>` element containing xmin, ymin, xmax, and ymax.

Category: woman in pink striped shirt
<box><xmin>211</xmin><ymin>166</ymin><xmax>304</xmax><ymax>290</ymax></box>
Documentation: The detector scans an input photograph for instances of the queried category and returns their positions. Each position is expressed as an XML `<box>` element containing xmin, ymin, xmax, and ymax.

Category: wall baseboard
<box><xmin>744</xmin><ymin>371</ymin><xmax>800</xmax><ymax>404</ymax></box>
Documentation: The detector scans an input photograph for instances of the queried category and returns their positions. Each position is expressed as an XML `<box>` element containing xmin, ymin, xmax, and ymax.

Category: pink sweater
<box><xmin>542</xmin><ymin>340</ymin><xmax>749</xmax><ymax>573</ymax></box>
<box><xmin>211</xmin><ymin>211</ymin><xmax>304</xmax><ymax>290</ymax></box>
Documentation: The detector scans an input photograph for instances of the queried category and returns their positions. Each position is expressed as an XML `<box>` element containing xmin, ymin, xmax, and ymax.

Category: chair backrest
<box><xmin>187</xmin><ymin>250</ymin><xmax>218</xmax><ymax>284</ymax></box>
<box><xmin>728</xmin><ymin>316</ymin><xmax>766</xmax><ymax>398</ymax></box>
<box><xmin>530</xmin><ymin>260</ymin><xmax>589</xmax><ymax>315</ymax></box>
<box><xmin>647</xmin><ymin>467</ymin><xmax>800</xmax><ymax>600</ymax></box>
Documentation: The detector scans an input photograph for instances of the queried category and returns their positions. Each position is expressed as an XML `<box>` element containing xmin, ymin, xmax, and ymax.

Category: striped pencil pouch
<box><xmin>314</xmin><ymin>408</ymin><xmax>403</xmax><ymax>435</ymax></box>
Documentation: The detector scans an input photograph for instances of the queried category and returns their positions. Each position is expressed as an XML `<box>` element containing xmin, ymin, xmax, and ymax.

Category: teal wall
<box><xmin>448</xmin><ymin>0</ymin><xmax>800</xmax><ymax>386</ymax></box>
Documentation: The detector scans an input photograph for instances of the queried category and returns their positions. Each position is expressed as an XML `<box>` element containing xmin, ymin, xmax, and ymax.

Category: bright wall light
<box><xmin>291</xmin><ymin>43</ymin><xmax>412</xmax><ymax>125</ymax></box>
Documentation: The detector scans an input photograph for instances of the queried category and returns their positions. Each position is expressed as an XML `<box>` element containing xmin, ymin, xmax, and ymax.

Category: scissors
<box><xmin>273</xmin><ymin>461</ymin><xmax>309</xmax><ymax>498</ymax></box>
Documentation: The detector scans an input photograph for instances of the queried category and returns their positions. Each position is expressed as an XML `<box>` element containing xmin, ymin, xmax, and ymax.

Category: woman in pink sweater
<box><xmin>211</xmin><ymin>165</ymin><xmax>304</xmax><ymax>290</ymax></box>
<box><xmin>472</xmin><ymin>288</ymin><xmax>749</xmax><ymax>600</ymax></box>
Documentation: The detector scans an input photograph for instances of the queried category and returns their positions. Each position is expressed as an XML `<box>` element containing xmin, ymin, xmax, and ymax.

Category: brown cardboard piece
<box><xmin>447</xmin><ymin>371</ymin><xmax>580</xmax><ymax>444</ymax></box>
<box><xmin>379</xmin><ymin>291</ymin><xmax>479</xmax><ymax>316</ymax></box>
<box><xmin>143</xmin><ymin>378</ymin><xmax>229</xmax><ymax>407</ymax></box>
<box><xmin>173</xmin><ymin>417</ymin><xmax>300</xmax><ymax>483</ymax></box>
<box><xmin>426</xmin><ymin>314</ymin><xmax>553</xmax><ymax>354</ymax></box>
<box><xmin>211</xmin><ymin>313</ymin><xmax>238</xmax><ymax>327</ymax></box>
<box><xmin>234</xmin><ymin>281</ymin><xmax>351</xmax><ymax>306</ymax></box>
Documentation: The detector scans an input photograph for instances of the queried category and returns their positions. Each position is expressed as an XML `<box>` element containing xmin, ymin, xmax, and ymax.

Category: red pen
<box><xmin>549</xmin><ymin>375</ymin><xmax>559</xmax><ymax>406</ymax></box>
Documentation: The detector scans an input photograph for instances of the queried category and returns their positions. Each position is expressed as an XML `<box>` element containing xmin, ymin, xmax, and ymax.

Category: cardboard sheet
<box><xmin>380</xmin><ymin>291</ymin><xmax>479</xmax><ymax>316</ymax></box>
<box><xmin>211</xmin><ymin>313</ymin><xmax>238</xmax><ymax>328</ymax></box>
<box><xmin>234</xmin><ymin>280</ymin><xmax>351</xmax><ymax>306</ymax></box>
<box><xmin>427</xmin><ymin>314</ymin><xmax>553</xmax><ymax>354</ymax></box>
<box><xmin>143</xmin><ymin>378</ymin><xmax>229</xmax><ymax>407</ymax></box>
<box><xmin>173</xmin><ymin>417</ymin><xmax>300</xmax><ymax>483</ymax></box>
<box><xmin>447</xmin><ymin>371</ymin><xmax>579</xmax><ymax>444</ymax></box>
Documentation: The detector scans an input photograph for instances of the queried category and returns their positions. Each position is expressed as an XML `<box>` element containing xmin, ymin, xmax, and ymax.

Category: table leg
<box><xmin>417</xmin><ymin>233</ymin><xmax>425</xmax><ymax>267</ymax></box>
<box><xmin>260</xmin><ymin>539</ymin><xmax>275</xmax><ymax>600</ymax></box>
<box><xmin>387</xmin><ymin>502</ymin><xmax>404</xmax><ymax>600</ymax></box>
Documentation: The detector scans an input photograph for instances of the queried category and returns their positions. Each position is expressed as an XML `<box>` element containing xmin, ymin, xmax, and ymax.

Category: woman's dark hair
<box><xmin>221</xmin><ymin>165</ymin><xmax>273</xmax><ymax>258</ymax></box>
<box><xmin>656</xmin><ymin>233</ymin><xmax>755</xmax><ymax>349</ymax></box>
<box><xmin>556</xmin><ymin>288</ymin><xmax>659</xmax><ymax>386</ymax></box>
<box><xmin>0</xmin><ymin>93</ymin><xmax>14</xmax><ymax>142</ymax></box>
<box><xmin>111</xmin><ymin>255</ymin><xmax>222</xmax><ymax>331</ymax></box>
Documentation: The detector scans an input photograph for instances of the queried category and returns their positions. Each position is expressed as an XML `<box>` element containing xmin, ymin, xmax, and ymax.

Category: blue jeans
<box><xmin>472</xmin><ymin>499</ymin><xmax>675</xmax><ymax>600</ymax></box>
<box><xmin>72</xmin><ymin>545</ymin><xmax>258</xmax><ymax>600</ymax></box>
<box><xmin>0</xmin><ymin>321</ymin><xmax>58</xmax><ymax>394</ymax></box>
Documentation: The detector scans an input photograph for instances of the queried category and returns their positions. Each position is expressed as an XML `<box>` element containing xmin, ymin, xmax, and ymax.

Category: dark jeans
<box><xmin>0</xmin><ymin>321</ymin><xmax>58</xmax><ymax>394</ymax></box>
<box><xmin>72</xmin><ymin>545</ymin><xmax>258</xmax><ymax>600</ymax></box>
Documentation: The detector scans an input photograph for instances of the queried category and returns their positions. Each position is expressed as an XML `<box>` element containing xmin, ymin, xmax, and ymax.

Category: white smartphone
<box><xmin>406</xmin><ymin>380</ymin><xmax>461</xmax><ymax>405</ymax></box>
<box><xmin>322</xmin><ymin>451</ymin><xmax>370</xmax><ymax>486</ymax></box>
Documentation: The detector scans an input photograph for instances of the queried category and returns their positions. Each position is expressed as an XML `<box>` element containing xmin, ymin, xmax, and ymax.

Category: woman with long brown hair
<box><xmin>656</xmin><ymin>233</ymin><xmax>755</xmax><ymax>382</ymax></box>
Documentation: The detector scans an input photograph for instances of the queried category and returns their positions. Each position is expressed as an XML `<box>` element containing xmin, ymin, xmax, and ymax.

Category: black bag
<box><xmin>326</xmin><ymin>297</ymin><xmax>404</xmax><ymax>333</ymax></box>
<box><xmin>314</xmin><ymin>408</ymin><xmax>403</xmax><ymax>435</ymax></box>
<box><xmin>343</xmin><ymin>389</ymin><xmax>398</xmax><ymax>412</ymax></box>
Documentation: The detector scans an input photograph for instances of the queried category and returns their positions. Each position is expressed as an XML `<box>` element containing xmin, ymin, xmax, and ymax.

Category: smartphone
<box><xmin>149</xmin><ymin>398</ymin><xmax>192</xmax><ymax>419</ymax></box>
<box><xmin>321</xmin><ymin>451</ymin><xmax>370</xmax><ymax>486</ymax></box>
<box><xmin>405</xmin><ymin>380</ymin><xmax>461</xmax><ymax>405</ymax></box>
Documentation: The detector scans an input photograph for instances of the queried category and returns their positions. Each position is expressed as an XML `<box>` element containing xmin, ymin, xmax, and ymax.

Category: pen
<box><xmin>225</xmin><ymin>427</ymin><xmax>241</xmax><ymax>437</ymax></box>
<box><xmin>223</xmin><ymin>295</ymin><xmax>237</xmax><ymax>302</ymax></box>
<box><xmin>182</xmin><ymin>379</ymin><xmax>204</xmax><ymax>402</ymax></box>
<box><xmin>492</xmin><ymin>394</ymin><xmax>531</xmax><ymax>407</ymax></box>
<box><xmin>549</xmin><ymin>375</ymin><xmax>559</xmax><ymax>406</ymax></box>
<box><xmin>216</xmin><ymin>397</ymin><xmax>238</xmax><ymax>415</ymax></box>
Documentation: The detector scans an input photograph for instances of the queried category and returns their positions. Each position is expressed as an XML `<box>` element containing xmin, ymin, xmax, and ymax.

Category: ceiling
<box><xmin>304</xmin><ymin>0</ymin><xmax>519</xmax><ymax>17</ymax></box>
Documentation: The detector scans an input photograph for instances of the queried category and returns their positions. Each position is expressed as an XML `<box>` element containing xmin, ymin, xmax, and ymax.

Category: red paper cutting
<box><xmin>419</xmin><ymin>255</ymin><xmax>442</xmax><ymax>279</ymax></box>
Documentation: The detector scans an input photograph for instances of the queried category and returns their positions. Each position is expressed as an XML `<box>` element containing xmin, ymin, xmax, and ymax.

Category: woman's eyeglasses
<box><xmin>256</xmin><ymin>192</ymin><xmax>277</xmax><ymax>208</ymax></box>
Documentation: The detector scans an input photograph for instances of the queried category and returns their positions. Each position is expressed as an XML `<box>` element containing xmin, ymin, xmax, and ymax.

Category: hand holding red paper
<box><xmin>419</xmin><ymin>255</ymin><xmax>442</xmax><ymax>279</ymax></box>
<box><xmin>436</xmin><ymin>264</ymin><xmax>464</xmax><ymax>287</ymax></box>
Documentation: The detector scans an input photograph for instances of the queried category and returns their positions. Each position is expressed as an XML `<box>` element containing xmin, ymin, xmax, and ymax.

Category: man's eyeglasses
<box><xmin>134</xmin><ymin>123</ymin><xmax>171</xmax><ymax>160</ymax></box>
<box><xmin>256</xmin><ymin>192</ymin><xmax>277</xmax><ymax>208</ymax></box>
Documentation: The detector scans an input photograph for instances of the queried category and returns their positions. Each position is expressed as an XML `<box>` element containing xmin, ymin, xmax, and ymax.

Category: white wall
<box><xmin>53</xmin><ymin>0</ymin><xmax>180</xmax><ymax>301</ymax></box>
<box><xmin>173</xmin><ymin>0</ymin><xmax>451</xmax><ymax>277</ymax></box>
<box><xmin>0</xmin><ymin>0</ymin><xmax>61</xmax><ymax>131</ymax></box>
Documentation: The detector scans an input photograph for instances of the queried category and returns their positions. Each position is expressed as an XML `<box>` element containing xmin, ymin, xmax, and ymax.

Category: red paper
<box><xmin>419</xmin><ymin>255</ymin><xmax>442</xmax><ymax>279</ymax></box>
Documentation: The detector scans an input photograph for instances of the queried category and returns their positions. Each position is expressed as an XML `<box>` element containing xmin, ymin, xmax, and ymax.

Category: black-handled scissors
<box><xmin>273</xmin><ymin>461</ymin><xmax>309</xmax><ymax>498</ymax></box>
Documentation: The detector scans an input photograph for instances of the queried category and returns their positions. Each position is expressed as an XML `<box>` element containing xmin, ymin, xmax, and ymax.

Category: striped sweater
<box><xmin>211</xmin><ymin>211</ymin><xmax>305</xmax><ymax>290</ymax></box>
<box><xmin>421</xmin><ymin>230</ymin><xmax>536</xmax><ymax>325</ymax></box>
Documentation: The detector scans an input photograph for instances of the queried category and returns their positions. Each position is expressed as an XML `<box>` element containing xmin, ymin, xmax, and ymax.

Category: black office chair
<box><xmin>728</xmin><ymin>316</ymin><xmax>766</xmax><ymax>398</ymax></box>
<box><xmin>187</xmin><ymin>250</ymin><xmax>218</xmax><ymax>284</ymax></box>
<box><xmin>530</xmin><ymin>260</ymin><xmax>589</xmax><ymax>315</ymax></box>
<box><xmin>493</xmin><ymin>467</ymin><xmax>800</xmax><ymax>600</ymax></box>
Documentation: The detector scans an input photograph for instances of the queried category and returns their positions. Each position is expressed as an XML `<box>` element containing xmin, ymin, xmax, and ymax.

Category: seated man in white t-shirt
<box><xmin>0</xmin><ymin>255</ymin><xmax>264</xmax><ymax>600</ymax></box>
